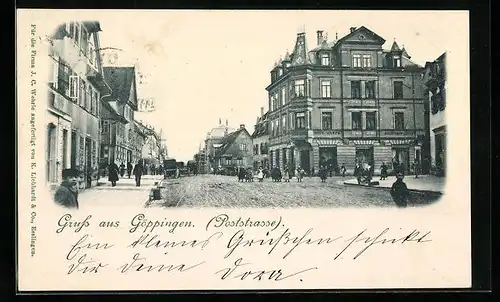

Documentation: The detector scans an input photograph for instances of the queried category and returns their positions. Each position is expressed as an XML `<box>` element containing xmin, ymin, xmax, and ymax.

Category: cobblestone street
<box><xmin>146</xmin><ymin>174</ymin><xmax>442</xmax><ymax>208</ymax></box>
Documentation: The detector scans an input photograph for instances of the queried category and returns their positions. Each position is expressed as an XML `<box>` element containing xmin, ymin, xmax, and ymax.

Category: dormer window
<box><xmin>393</xmin><ymin>56</ymin><xmax>401</xmax><ymax>68</ymax></box>
<box><xmin>285</xmin><ymin>62</ymin><xmax>291</xmax><ymax>68</ymax></box>
<box><xmin>321</xmin><ymin>54</ymin><xmax>330</xmax><ymax>66</ymax></box>
<box><xmin>278</xmin><ymin>68</ymin><xmax>283</xmax><ymax>76</ymax></box>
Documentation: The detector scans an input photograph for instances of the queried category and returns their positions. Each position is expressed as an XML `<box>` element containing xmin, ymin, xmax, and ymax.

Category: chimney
<box><xmin>260</xmin><ymin>106</ymin><xmax>264</xmax><ymax>117</ymax></box>
<box><xmin>240</xmin><ymin>124</ymin><xmax>245</xmax><ymax>129</ymax></box>
<box><xmin>316</xmin><ymin>30</ymin><xmax>324</xmax><ymax>45</ymax></box>
<box><xmin>350</xmin><ymin>27</ymin><xmax>357</xmax><ymax>33</ymax></box>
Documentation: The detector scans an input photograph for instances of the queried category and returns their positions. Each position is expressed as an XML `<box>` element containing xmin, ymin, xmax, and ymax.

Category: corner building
<box><xmin>266</xmin><ymin>26</ymin><xmax>426</xmax><ymax>175</ymax></box>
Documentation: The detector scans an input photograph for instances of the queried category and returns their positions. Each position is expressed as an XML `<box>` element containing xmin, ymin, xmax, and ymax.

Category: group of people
<box><xmin>107</xmin><ymin>161</ymin><xmax>145</xmax><ymax>187</ymax></box>
<box><xmin>254</xmin><ymin>166</ymin><xmax>305</xmax><ymax>182</ymax></box>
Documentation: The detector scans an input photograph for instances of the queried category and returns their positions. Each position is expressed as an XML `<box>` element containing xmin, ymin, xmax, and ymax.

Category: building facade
<box><xmin>265</xmin><ymin>26</ymin><xmax>426</xmax><ymax>176</ymax></box>
<box><xmin>47</xmin><ymin>21</ymin><xmax>110</xmax><ymax>189</ymax></box>
<box><xmin>204</xmin><ymin>119</ymin><xmax>235</xmax><ymax>173</ymax></box>
<box><xmin>251</xmin><ymin>107</ymin><xmax>270</xmax><ymax>171</ymax></box>
<box><xmin>213</xmin><ymin>125</ymin><xmax>253</xmax><ymax>172</ymax></box>
<box><xmin>102</xmin><ymin>67</ymin><xmax>139</xmax><ymax>166</ymax></box>
<box><xmin>423</xmin><ymin>53</ymin><xmax>446</xmax><ymax>176</ymax></box>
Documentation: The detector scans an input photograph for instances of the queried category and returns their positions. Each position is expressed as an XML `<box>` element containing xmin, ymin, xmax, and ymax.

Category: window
<box><xmin>74</xmin><ymin>22</ymin><xmax>80</xmax><ymax>46</ymax></box>
<box><xmin>49</xmin><ymin>55</ymin><xmax>59</xmax><ymax>89</ymax></box>
<box><xmin>88</xmin><ymin>33</ymin><xmax>95</xmax><ymax>66</ymax></box>
<box><xmin>85</xmin><ymin>83</ymin><xmax>92</xmax><ymax>111</ymax></box>
<box><xmin>393</xmin><ymin>81</ymin><xmax>403</xmax><ymax>99</ymax></box>
<box><xmin>352</xmin><ymin>55</ymin><xmax>361</xmax><ymax>67</ymax></box>
<box><xmin>351</xmin><ymin>81</ymin><xmax>361</xmax><ymax>98</ymax></box>
<box><xmin>394</xmin><ymin>112</ymin><xmax>405</xmax><ymax>130</ymax></box>
<box><xmin>57</xmin><ymin>60</ymin><xmax>70</xmax><ymax>96</ymax></box>
<box><xmin>80</xmin><ymin>26</ymin><xmax>88</xmax><ymax>55</ymax></box>
<box><xmin>352</xmin><ymin>112</ymin><xmax>362</xmax><ymax>130</ymax></box>
<box><xmin>278</xmin><ymin>68</ymin><xmax>283</xmax><ymax>76</ymax></box>
<box><xmin>296</xmin><ymin>112</ymin><xmax>306</xmax><ymax>129</ymax></box>
<box><xmin>321</xmin><ymin>80</ymin><xmax>331</xmax><ymax>98</ymax></box>
<box><xmin>365</xmin><ymin>80</ymin><xmax>376</xmax><ymax>98</ymax></box>
<box><xmin>270</xmin><ymin>94</ymin><xmax>274</xmax><ymax>111</ymax></box>
<box><xmin>239</xmin><ymin>144</ymin><xmax>247</xmax><ymax>151</ymax></box>
<box><xmin>281</xmin><ymin>87</ymin><xmax>286</xmax><ymax>105</ymax></box>
<box><xmin>92</xmin><ymin>90</ymin><xmax>98</xmax><ymax>115</ymax></box>
<box><xmin>282</xmin><ymin>115</ymin><xmax>286</xmax><ymax>132</ymax></box>
<box><xmin>393</xmin><ymin>56</ymin><xmax>401</xmax><ymax>68</ymax></box>
<box><xmin>275</xmin><ymin>120</ymin><xmax>280</xmax><ymax>135</ymax></box>
<box><xmin>366</xmin><ymin>111</ymin><xmax>376</xmax><ymax>130</ymax></box>
<box><xmin>321</xmin><ymin>54</ymin><xmax>330</xmax><ymax>66</ymax></box>
<box><xmin>322</xmin><ymin>111</ymin><xmax>333</xmax><ymax>130</ymax></box>
<box><xmin>362</xmin><ymin>55</ymin><xmax>372</xmax><ymax>68</ymax></box>
<box><xmin>294</xmin><ymin>79</ymin><xmax>305</xmax><ymax>97</ymax></box>
<box><xmin>289</xmin><ymin>112</ymin><xmax>295</xmax><ymax>130</ymax></box>
<box><xmin>69</xmin><ymin>75</ymin><xmax>79</xmax><ymax>99</ymax></box>
<box><xmin>79</xmin><ymin>79</ymin><xmax>86</xmax><ymax>107</ymax></box>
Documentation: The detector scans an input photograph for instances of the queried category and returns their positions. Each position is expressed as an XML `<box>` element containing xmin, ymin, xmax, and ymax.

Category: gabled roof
<box><xmin>390</xmin><ymin>41</ymin><xmax>401</xmax><ymax>52</ymax></box>
<box><xmin>103</xmin><ymin>66</ymin><xmax>137</xmax><ymax>110</ymax></box>
<box><xmin>334</xmin><ymin>26</ymin><xmax>386</xmax><ymax>46</ymax></box>
<box><xmin>215</xmin><ymin>128</ymin><xmax>251</xmax><ymax>157</ymax></box>
<box><xmin>291</xmin><ymin>33</ymin><xmax>312</xmax><ymax>66</ymax></box>
<box><xmin>251</xmin><ymin>112</ymin><xmax>269</xmax><ymax>138</ymax></box>
<box><xmin>101</xmin><ymin>101</ymin><xmax>128</xmax><ymax>124</ymax></box>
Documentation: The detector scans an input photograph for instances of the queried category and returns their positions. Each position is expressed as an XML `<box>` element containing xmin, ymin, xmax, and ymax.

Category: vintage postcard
<box><xmin>16</xmin><ymin>10</ymin><xmax>470</xmax><ymax>291</ymax></box>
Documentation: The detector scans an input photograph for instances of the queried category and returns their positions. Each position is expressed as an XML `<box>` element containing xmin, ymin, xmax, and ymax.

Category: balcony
<box><xmin>290</xmin><ymin>128</ymin><xmax>309</xmax><ymax>140</ymax></box>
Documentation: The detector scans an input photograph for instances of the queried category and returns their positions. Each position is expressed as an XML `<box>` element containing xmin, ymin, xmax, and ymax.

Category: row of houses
<box><xmin>193</xmin><ymin>25</ymin><xmax>446</xmax><ymax>177</ymax></box>
<box><xmin>45</xmin><ymin>21</ymin><xmax>167</xmax><ymax>190</ymax></box>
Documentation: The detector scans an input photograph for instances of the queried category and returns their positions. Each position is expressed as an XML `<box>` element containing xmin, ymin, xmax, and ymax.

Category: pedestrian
<box><xmin>380</xmin><ymin>162</ymin><xmax>388</xmax><ymax>180</ymax></box>
<box><xmin>390</xmin><ymin>172</ymin><xmax>409</xmax><ymax>208</ymax></box>
<box><xmin>132</xmin><ymin>161</ymin><xmax>144</xmax><ymax>187</ymax></box>
<box><xmin>413</xmin><ymin>158</ymin><xmax>420</xmax><ymax>178</ymax></box>
<box><xmin>283</xmin><ymin>167</ymin><xmax>290</xmax><ymax>182</ymax></box>
<box><xmin>54</xmin><ymin>168</ymin><xmax>80</xmax><ymax>209</ymax></box>
<box><xmin>257</xmin><ymin>166</ymin><xmax>264</xmax><ymax>182</ymax></box>
<box><xmin>319</xmin><ymin>165</ymin><xmax>327</xmax><ymax>183</ymax></box>
<box><xmin>119</xmin><ymin>162</ymin><xmax>125</xmax><ymax>178</ymax></box>
<box><xmin>341</xmin><ymin>163</ymin><xmax>347</xmax><ymax>178</ymax></box>
<box><xmin>355</xmin><ymin>163</ymin><xmax>362</xmax><ymax>184</ymax></box>
<box><xmin>108</xmin><ymin>161</ymin><xmax>119</xmax><ymax>187</ymax></box>
<box><xmin>127</xmin><ymin>162</ymin><xmax>133</xmax><ymax>178</ymax></box>
<box><xmin>296</xmin><ymin>166</ymin><xmax>303</xmax><ymax>182</ymax></box>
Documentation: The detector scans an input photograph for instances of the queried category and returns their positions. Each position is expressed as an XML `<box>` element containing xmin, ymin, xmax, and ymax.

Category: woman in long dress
<box><xmin>257</xmin><ymin>167</ymin><xmax>264</xmax><ymax>182</ymax></box>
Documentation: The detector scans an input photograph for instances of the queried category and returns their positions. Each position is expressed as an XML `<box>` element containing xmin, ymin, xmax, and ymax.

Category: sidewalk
<box><xmin>343</xmin><ymin>174</ymin><xmax>445</xmax><ymax>194</ymax></box>
<box><xmin>78</xmin><ymin>174</ymin><xmax>164</xmax><ymax>209</ymax></box>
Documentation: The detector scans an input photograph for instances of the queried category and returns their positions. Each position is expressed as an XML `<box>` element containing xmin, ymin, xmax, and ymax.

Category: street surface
<box><xmin>146</xmin><ymin>175</ymin><xmax>442</xmax><ymax>208</ymax></box>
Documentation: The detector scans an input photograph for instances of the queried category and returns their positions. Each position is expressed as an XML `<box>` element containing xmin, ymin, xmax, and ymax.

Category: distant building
<box><xmin>265</xmin><ymin>26</ymin><xmax>426</xmax><ymax>175</ymax></box>
<box><xmin>46</xmin><ymin>21</ymin><xmax>111</xmax><ymax>189</ymax></box>
<box><xmin>204</xmin><ymin>118</ymin><xmax>235</xmax><ymax>173</ymax></box>
<box><xmin>423</xmin><ymin>52</ymin><xmax>446</xmax><ymax>176</ymax></box>
<box><xmin>213</xmin><ymin>124</ymin><xmax>253</xmax><ymax>172</ymax></box>
<box><xmin>132</xmin><ymin>120</ymin><xmax>148</xmax><ymax>164</ymax></box>
<box><xmin>102</xmin><ymin>67</ymin><xmax>139</xmax><ymax>166</ymax></box>
<box><xmin>251</xmin><ymin>107</ymin><xmax>270</xmax><ymax>171</ymax></box>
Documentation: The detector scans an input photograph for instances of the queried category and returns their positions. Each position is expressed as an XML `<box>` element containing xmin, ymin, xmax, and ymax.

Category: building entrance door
<box><xmin>85</xmin><ymin>137</ymin><xmax>92</xmax><ymax>188</ymax></box>
<box><xmin>319</xmin><ymin>147</ymin><xmax>338</xmax><ymax>174</ymax></box>
<box><xmin>47</xmin><ymin>124</ymin><xmax>57</xmax><ymax>183</ymax></box>
<box><xmin>392</xmin><ymin>147</ymin><xmax>410</xmax><ymax>173</ymax></box>
<box><xmin>355</xmin><ymin>147</ymin><xmax>374</xmax><ymax>170</ymax></box>
<box><xmin>300</xmin><ymin>150</ymin><xmax>311</xmax><ymax>174</ymax></box>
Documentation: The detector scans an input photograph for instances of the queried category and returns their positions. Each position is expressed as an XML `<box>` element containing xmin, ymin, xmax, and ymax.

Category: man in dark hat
<box><xmin>390</xmin><ymin>172</ymin><xmax>409</xmax><ymax>208</ymax></box>
<box><xmin>54</xmin><ymin>168</ymin><xmax>80</xmax><ymax>209</ymax></box>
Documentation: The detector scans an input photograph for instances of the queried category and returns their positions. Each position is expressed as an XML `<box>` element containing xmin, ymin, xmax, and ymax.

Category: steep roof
<box><xmin>215</xmin><ymin>128</ymin><xmax>250</xmax><ymax>157</ymax></box>
<box><xmin>251</xmin><ymin>112</ymin><xmax>269</xmax><ymax>138</ymax></box>
<box><xmin>100</xmin><ymin>101</ymin><xmax>128</xmax><ymax>124</ymax></box>
<box><xmin>103</xmin><ymin>66</ymin><xmax>137</xmax><ymax>109</ymax></box>
<box><xmin>390</xmin><ymin>41</ymin><xmax>401</xmax><ymax>52</ymax></box>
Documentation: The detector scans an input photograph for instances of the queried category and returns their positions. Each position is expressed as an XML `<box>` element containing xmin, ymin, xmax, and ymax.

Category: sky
<box><xmin>94</xmin><ymin>10</ymin><xmax>461</xmax><ymax>162</ymax></box>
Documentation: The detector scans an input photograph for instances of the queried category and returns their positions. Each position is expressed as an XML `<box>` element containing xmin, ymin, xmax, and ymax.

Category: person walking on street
<box><xmin>412</xmin><ymin>158</ymin><xmax>420</xmax><ymax>178</ymax></box>
<box><xmin>133</xmin><ymin>161</ymin><xmax>144</xmax><ymax>187</ymax></box>
<box><xmin>341</xmin><ymin>163</ymin><xmax>347</xmax><ymax>178</ymax></box>
<box><xmin>380</xmin><ymin>162</ymin><xmax>388</xmax><ymax>180</ymax></box>
<box><xmin>108</xmin><ymin>162</ymin><xmax>119</xmax><ymax>187</ymax></box>
<box><xmin>283</xmin><ymin>167</ymin><xmax>290</xmax><ymax>182</ymax></box>
<box><xmin>54</xmin><ymin>168</ymin><xmax>80</xmax><ymax>209</ymax></box>
<box><xmin>119</xmin><ymin>162</ymin><xmax>125</xmax><ymax>178</ymax></box>
<box><xmin>390</xmin><ymin>172</ymin><xmax>409</xmax><ymax>208</ymax></box>
<box><xmin>319</xmin><ymin>165</ymin><xmax>327</xmax><ymax>183</ymax></box>
<box><xmin>296</xmin><ymin>166</ymin><xmax>303</xmax><ymax>182</ymax></box>
<box><xmin>127</xmin><ymin>162</ymin><xmax>133</xmax><ymax>178</ymax></box>
<box><xmin>257</xmin><ymin>167</ymin><xmax>264</xmax><ymax>182</ymax></box>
